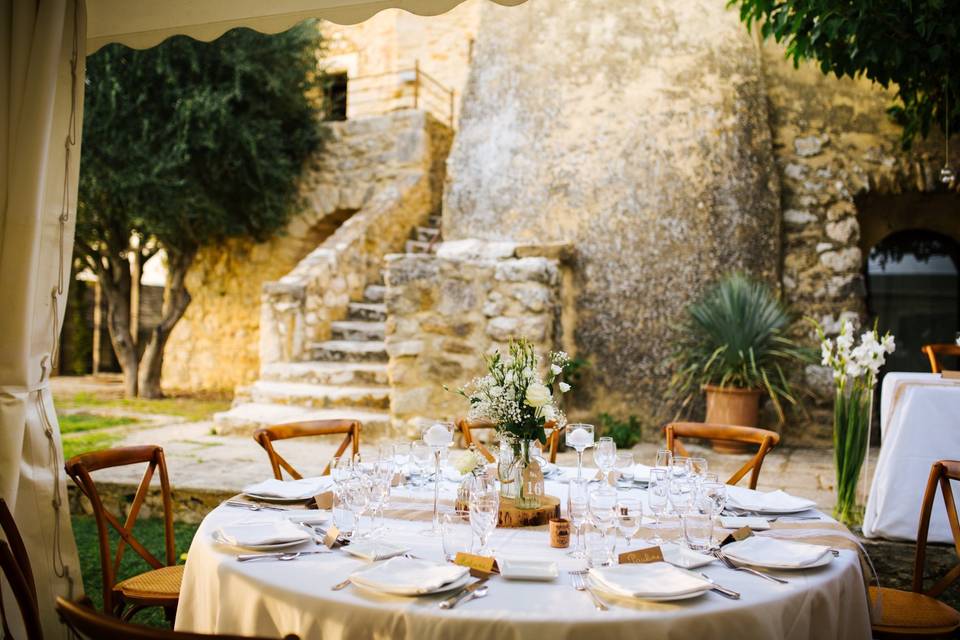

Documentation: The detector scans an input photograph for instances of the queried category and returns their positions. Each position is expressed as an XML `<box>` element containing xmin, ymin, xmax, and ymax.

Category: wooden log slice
<box><xmin>497</xmin><ymin>495</ymin><xmax>561</xmax><ymax>528</ymax></box>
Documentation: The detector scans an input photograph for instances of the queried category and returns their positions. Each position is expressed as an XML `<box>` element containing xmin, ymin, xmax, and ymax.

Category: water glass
<box><xmin>332</xmin><ymin>486</ymin><xmax>355</xmax><ymax>537</ymax></box>
<box><xmin>683</xmin><ymin>512</ymin><xmax>714</xmax><ymax>551</ymax></box>
<box><xmin>469</xmin><ymin>474</ymin><xmax>499</xmax><ymax>555</ymax></box>
<box><xmin>689</xmin><ymin>457</ymin><xmax>708</xmax><ymax>481</ymax></box>
<box><xmin>567</xmin><ymin>478</ymin><xmax>590</xmax><ymax>558</ymax></box>
<box><xmin>392</xmin><ymin>442</ymin><xmax>411</xmax><ymax>484</ymax></box>
<box><xmin>588</xmin><ymin>484</ymin><xmax>618</xmax><ymax>535</ymax></box>
<box><xmin>584</xmin><ymin>524</ymin><xmax>616</xmax><ymax>567</ymax></box>
<box><xmin>616</xmin><ymin>497</ymin><xmax>642</xmax><ymax>548</ymax></box>
<box><xmin>593</xmin><ymin>437</ymin><xmax>617</xmax><ymax>482</ymax></box>
<box><xmin>410</xmin><ymin>441</ymin><xmax>433</xmax><ymax>488</ymax></box>
<box><xmin>700</xmin><ymin>481</ymin><xmax>727</xmax><ymax>516</ymax></box>
<box><xmin>671</xmin><ymin>456</ymin><xmax>692</xmax><ymax>480</ymax></box>
<box><xmin>442</xmin><ymin>511</ymin><xmax>473</xmax><ymax>561</ymax></box>
<box><xmin>668</xmin><ymin>477</ymin><xmax>694</xmax><ymax>515</ymax></box>
<box><xmin>614</xmin><ymin>452</ymin><xmax>634</xmax><ymax>488</ymax></box>
<box><xmin>647</xmin><ymin>468</ymin><xmax>668</xmax><ymax>544</ymax></box>
<box><xmin>655</xmin><ymin>448</ymin><xmax>673</xmax><ymax>469</ymax></box>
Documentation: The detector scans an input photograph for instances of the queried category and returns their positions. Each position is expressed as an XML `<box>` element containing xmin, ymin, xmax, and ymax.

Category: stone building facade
<box><xmin>165</xmin><ymin>0</ymin><xmax>957</xmax><ymax>443</ymax></box>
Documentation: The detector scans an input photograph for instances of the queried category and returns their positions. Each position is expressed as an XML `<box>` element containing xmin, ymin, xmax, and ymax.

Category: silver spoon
<box><xmin>458</xmin><ymin>585</ymin><xmax>489</xmax><ymax>607</ymax></box>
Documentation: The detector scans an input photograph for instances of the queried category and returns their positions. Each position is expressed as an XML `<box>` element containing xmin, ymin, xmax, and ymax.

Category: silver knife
<box><xmin>237</xmin><ymin>550</ymin><xmax>328</xmax><ymax>561</ymax></box>
<box><xmin>439</xmin><ymin>579</ymin><xmax>488</xmax><ymax>609</ymax></box>
<box><xmin>697</xmin><ymin>572</ymin><xmax>741</xmax><ymax>599</ymax></box>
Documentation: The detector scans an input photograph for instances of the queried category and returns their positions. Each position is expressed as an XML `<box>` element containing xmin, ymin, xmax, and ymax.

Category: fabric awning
<box><xmin>86</xmin><ymin>0</ymin><xmax>527</xmax><ymax>51</ymax></box>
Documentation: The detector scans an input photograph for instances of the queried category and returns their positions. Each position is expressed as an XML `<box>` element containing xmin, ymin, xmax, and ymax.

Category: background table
<box><xmin>863</xmin><ymin>372</ymin><xmax>960</xmax><ymax>543</ymax></box>
<box><xmin>176</xmin><ymin>475</ymin><xmax>870</xmax><ymax>640</ymax></box>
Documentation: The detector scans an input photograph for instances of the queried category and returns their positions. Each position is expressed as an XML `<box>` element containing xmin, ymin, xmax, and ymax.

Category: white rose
<box><xmin>524</xmin><ymin>382</ymin><xmax>551</xmax><ymax>408</ymax></box>
<box><xmin>558</xmin><ymin>381</ymin><xmax>571</xmax><ymax>393</ymax></box>
<box><xmin>542</xmin><ymin>405</ymin><xmax>556</xmax><ymax>421</ymax></box>
<box><xmin>550</xmin><ymin>364</ymin><xmax>562</xmax><ymax>376</ymax></box>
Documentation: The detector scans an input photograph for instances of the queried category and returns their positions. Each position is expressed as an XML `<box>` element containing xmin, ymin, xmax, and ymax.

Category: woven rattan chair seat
<box><xmin>870</xmin><ymin>587</ymin><xmax>960</xmax><ymax>637</ymax></box>
<box><xmin>114</xmin><ymin>565</ymin><xmax>184</xmax><ymax>605</ymax></box>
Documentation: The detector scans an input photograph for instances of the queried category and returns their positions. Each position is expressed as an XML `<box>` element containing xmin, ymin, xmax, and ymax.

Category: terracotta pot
<box><xmin>703</xmin><ymin>384</ymin><xmax>763</xmax><ymax>454</ymax></box>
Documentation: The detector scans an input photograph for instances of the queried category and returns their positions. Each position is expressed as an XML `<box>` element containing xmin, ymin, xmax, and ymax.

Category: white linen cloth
<box><xmin>726</xmin><ymin>486</ymin><xmax>817</xmax><ymax>513</ymax></box>
<box><xmin>863</xmin><ymin>372</ymin><xmax>960</xmax><ymax>543</ymax></box>
<box><xmin>243</xmin><ymin>477</ymin><xmax>332</xmax><ymax>500</ymax></box>
<box><xmin>722</xmin><ymin>537</ymin><xmax>831</xmax><ymax>568</ymax></box>
<box><xmin>215</xmin><ymin>521</ymin><xmax>312</xmax><ymax>547</ymax></box>
<box><xmin>719</xmin><ymin>516</ymin><xmax>770</xmax><ymax>530</ymax></box>
<box><xmin>177</xmin><ymin>470</ymin><xmax>871</xmax><ymax>640</ymax></box>
<box><xmin>349</xmin><ymin>557</ymin><xmax>467</xmax><ymax>595</ymax></box>
<box><xmin>589</xmin><ymin>563</ymin><xmax>710</xmax><ymax>598</ymax></box>
<box><xmin>343</xmin><ymin>540</ymin><xmax>411</xmax><ymax>562</ymax></box>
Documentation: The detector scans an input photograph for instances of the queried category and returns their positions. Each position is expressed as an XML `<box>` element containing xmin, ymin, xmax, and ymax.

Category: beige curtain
<box><xmin>0</xmin><ymin>0</ymin><xmax>85</xmax><ymax>636</ymax></box>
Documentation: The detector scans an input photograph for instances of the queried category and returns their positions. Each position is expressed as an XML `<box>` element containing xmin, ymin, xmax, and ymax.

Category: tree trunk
<box><xmin>95</xmin><ymin>256</ymin><xmax>140</xmax><ymax>397</ymax></box>
<box><xmin>139</xmin><ymin>248</ymin><xmax>196</xmax><ymax>399</ymax></box>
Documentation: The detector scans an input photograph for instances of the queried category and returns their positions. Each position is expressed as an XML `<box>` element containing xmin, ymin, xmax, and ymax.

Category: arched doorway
<box><xmin>866</xmin><ymin>229</ymin><xmax>960</xmax><ymax>372</ymax></box>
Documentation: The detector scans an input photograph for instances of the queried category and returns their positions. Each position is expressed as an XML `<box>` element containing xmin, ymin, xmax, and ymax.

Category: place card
<box><xmin>720</xmin><ymin>526</ymin><xmax>754</xmax><ymax>547</ymax></box>
<box><xmin>942</xmin><ymin>369</ymin><xmax>960</xmax><ymax>380</ymax></box>
<box><xmin>311</xmin><ymin>492</ymin><xmax>334</xmax><ymax>510</ymax></box>
<box><xmin>619</xmin><ymin>545</ymin><xmax>664</xmax><ymax>564</ymax></box>
<box><xmin>322</xmin><ymin>525</ymin><xmax>343</xmax><ymax>549</ymax></box>
<box><xmin>454</xmin><ymin>552</ymin><xmax>500</xmax><ymax>577</ymax></box>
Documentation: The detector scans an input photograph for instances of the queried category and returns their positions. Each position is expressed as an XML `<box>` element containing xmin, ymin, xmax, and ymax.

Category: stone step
<box><xmin>213</xmin><ymin>402</ymin><xmax>391</xmax><ymax>436</ymax></box>
<box><xmin>427</xmin><ymin>214</ymin><xmax>441</xmax><ymax>228</ymax></box>
<box><xmin>331</xmin><ymin>320</ymin><xmax>385</xmax><ymax>341</ymax></box>
<box><xmin>248</xmin><ymin>381</ymin><xmax>390</xmax><ymax>411</ymax></box>
<box><xmin>310</xmin><ymin>340</ymin><xmax>387</xmax><ymax>362</ymax></box>
<box><xmin>260</xmin><ymin>361</ymin><xmax>389</xmax><ymax>386</ymax></box>
<box><xmin>414</xmin><ymin>226</ymin><xmax>440</xmax><ymax>243</ymax></box>
<box><xmin>363</xmin><ymin>284</ymin><xmax>386</xmax><ymax>303</ymax></box>
<box><xmin>405</xmin><ymin>240</ymin><xmax>435</xmax><ymax>255</ymax></box>
<box><xmin>347</xmin><ymin>302</ymin><xmax>386</xmax><ymax>322</ymax></box>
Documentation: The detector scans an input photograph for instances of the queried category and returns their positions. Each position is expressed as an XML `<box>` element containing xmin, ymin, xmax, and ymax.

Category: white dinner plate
<box><xmin>498</xmin><ymin>559</ymin><xmax>558</xmax><ymax>581</ymax></box>
<box><xmin>722</xmin><ymin>539</ymin><xmax>834</xmax><ymax>570</ymax></box>
<box><xmin>587</xmin><ymin>574</ymin><xmax>711</xmax><ymax>602</ymax></box>
<box><xmin>211</xmin><ymin>530</ymin><xmax>309</xmax><ymax>551</ymax></box>
<box><xmin>348</xmin><ymin>573</ymin><xmax>471</xmax><ymax>597</ymax></box>
<box><xmin>242</xmin><ymin>492</ymin><xmax>314</xmax><ymax>504</ymax></box>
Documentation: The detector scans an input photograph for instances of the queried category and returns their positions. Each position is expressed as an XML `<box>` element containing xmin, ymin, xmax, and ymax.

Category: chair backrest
<box><xmin>56</xmin><ymin>597</ymin><xmax>299</xmax><ymax>640</ymax></box>
<box><xmin>664</xmin><ymin>422</ymin><xmax>780</xmax><ymax>490</ymax></box>
<box><xmin>913</xmin><ymin>460</ymin><xmax>960</xmax><ymax>597</ymax></box>
<box><xmin>921</xmin><ymin>344</ymin><xmax>960</xmax><ymax>374</ymax></box>
<box><xmin>64</xmin><ymin>445</ymin><xmax>175</xmax><ymax>613</ymax></box>
<box><xmin>0</xmin><ymin>497</ymin><xmax>41</xmax><ymax>639</ymax></box>
<box><xmin>456</xmin><ymin>418</ymin><xmax>562</xmax><ymax>464</ymax></box>
<box><xmin>253</xmin><ymin>420</ymin><xmax>361</xmax><ymax>480</ymax></box>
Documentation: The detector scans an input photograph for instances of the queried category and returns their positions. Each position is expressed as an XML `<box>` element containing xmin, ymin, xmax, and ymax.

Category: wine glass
<box><xmin>617</xmin><ymin>496</ymin><xmax>642</xmax><ymax>549</ymax></box>
<box><xmin>614</xmin><ymin>451</ymin><xmax>634</xmax><ymax>488</ymax></box>
<box><xmin>671</xmin><ymin>456</ymin><xmax>692</xmax><ymax>480</ymax></box>
<box><xmin>565</xmin><ymin>423</ymin><xmax>595</xmax><ymax>481</ymax></box>
<box><xmin>567</xmin><ymin>479</ymin><xmax>590</xmax><ymax>559</ymax></box>
<box><xmin>331</xmin><ymin>455</ymin><xmax>353</xmax><ymax>486</ymax></box>
<box><xmin>647</xmin><ymin>468</ymin><xmax>669</xmax><ymax>544</ymax></box>
<box><xmin>421</xmin><ymin>422</ymin><xmax>454</xmax><ymax>536</ymax></box>
<box><xmin>593</xmin><ymin>437</ymin><xmax>617</xmax><ymax>483</ymax></box>
<box><xmin>343</xmin><ymin>474</ymin><xmax>371</xmax><ymax>539</ymax></box>
<box><xmin>442</xmin><ymin>511</ymin><xmax>472</xmax><ymax>561</ymax></box>
<box><xmin>393</xmin><ymin>442</ymin><xmax>411</xmax><ymax>488</ymax></box>
<box><xmin>655</xmin><ymin>448</ymin><xmax>673</xmax><ymax>471</ymax></box>
<box><xmin>700</xmin><ymin>481</ymin><xmax>727</xmax><ymax>516</ymax></box>
<box><xmin>469</xmin><ymin>474</ymin><xmax>499</xmax><ymax>555</ymax></box>
<box><xmin>668</xmin><ymin>476</ymin><xmax>694</xmax><ymax>516</ymax></box>
<box><xmin>410</xmin><ymin>441</ymin><xmax>433</xmax><ymax>488</ymax></box>
<box><xmin>588</xmin><ymin>485</ymin><xmax>618</xmax><ymax>540</ymax></box>
<box><xmin>689</xmin><ymin>457</ymin><xmax>708</xmax><ymax>483</ymax></box>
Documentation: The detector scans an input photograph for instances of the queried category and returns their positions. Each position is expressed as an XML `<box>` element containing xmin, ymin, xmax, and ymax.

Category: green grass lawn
<box><xmin>59</xmin><ymin>412</ymin><xmax>139</xmax><ymax>460</ymax></box>
<box><xmin>57</xmin><ymin>392</ymin><xmax>230</xmax><ymax>422</ymax></box>
<box><xmin>72</xmin><ymin>514</ymin><xmax>199</xmax><ymax>627</ymax></box>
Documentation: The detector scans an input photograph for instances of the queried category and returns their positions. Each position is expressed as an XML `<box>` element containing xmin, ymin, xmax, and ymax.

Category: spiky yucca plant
<box><xmin>670</xmin><ymin>273</ymin><xmax>812</xmax><ymax>423</ymax></box>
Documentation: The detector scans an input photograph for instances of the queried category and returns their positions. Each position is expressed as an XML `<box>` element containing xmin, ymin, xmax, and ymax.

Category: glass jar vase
<box><xmin>514</xmin><ymin>439</ymin><xmax>544</xmax><ymax>510</ymax></box>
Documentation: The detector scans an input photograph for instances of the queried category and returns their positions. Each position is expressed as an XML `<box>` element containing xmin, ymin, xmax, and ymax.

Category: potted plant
<box><xmin>670</xmin><ymin>273</ymin><xmax>812</xmax><ymax>451</ymax></box>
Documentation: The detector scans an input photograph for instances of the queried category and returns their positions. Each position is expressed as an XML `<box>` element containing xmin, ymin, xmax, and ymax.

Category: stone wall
<box><xmin>163</xmin><ymin>111</ymin><xmax>451</xmax><ymax>392</ymax></box>
<box><xmin>443</xmin><ymin>0</ymin><xmax>782</xmax><ymax>429</ymax></box>
<box><xmin>384</xmin><ymin>240</ymin><xmax>570</xmax><ymax>434</ymax></box>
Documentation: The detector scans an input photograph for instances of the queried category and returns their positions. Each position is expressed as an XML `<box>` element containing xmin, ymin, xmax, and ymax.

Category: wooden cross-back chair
<box><xmin>456</xmin><ymin>418</ymin><xmax>563</xmax><ymax>464</ymax></box>
<box><xmin>664</xmin><ymin>422</ymin><xmax>780</xmax><ymax>490</ymax></box>
<box><xmin>253</xmin><ymin>420</ymin><xmax>361</xmax><ymax>480</ymax></box>
<box><xmin>64</xmin><ymin>445</ymin><xmax>182</xmax><ymax>621</ymax></box>
<box><xmin>870</xmin><ymin>460</ymin><xmax>960</xmax><ymax>638</ymax></box>
<box><xmin>0</xmin><ymin>499</ymin><xmax>42</xmax><ymax>639</ymax></box>
<box><xmin>56</xmin><ymin>597</ymin><xmax>300</xmax><ymax>640</ymax></box>
<box><xmin>922</xmin><ymin>344</ymin><xmax>960</xmax><ymax>374</ymax></box>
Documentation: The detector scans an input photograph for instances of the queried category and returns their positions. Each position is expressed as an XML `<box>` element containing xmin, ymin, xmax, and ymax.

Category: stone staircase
<box><xmin>213</xmin><ymin>214</ymin><xmax>441</xmax><ymax>435</ymax></box>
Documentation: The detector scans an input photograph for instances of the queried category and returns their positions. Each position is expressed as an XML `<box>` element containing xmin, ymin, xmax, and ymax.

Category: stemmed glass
<box><xmin>655</xmin><ymin>448</ymin><xmax>673</xmax><ymax>470</ymax></box>
<box><xmin>565</xmin><ymin>423</ymin><xmax>595</xmax><ymax>481</ymax></box>
<box><xmin>700</xmin><ymin>481</ymin><xmax>727</xmax><ymax>516</ymax></box>
<box><xmin>410</xmin><ymin>441</ymin><xmax>432</xmax><ymax>489</ymax></box>
<box><xmin>393</xmin><ymin>442</ymin><xmax>411</xmax><ymax>488</ymax></box>
<box><xmin>421</xmin><ymin>422</ymin><xmax>454</xmax><ymax>536</ymax></box>
<box><xmin>469</xmin><ymin>474</ymin><xmax>499</xmax><ymax>555</ymax></box>
<box><xmin>614</xmin><ymin>451</ymin><xmax>634</xmax><ymax>488</ymax></box>
<box><xmin>343</xmin><ymin>474</ymin><xmax>371</xmax><ymax>539</ymax></box>
<box><xmin>689</xmin><ymin>457</ymin><xmax>708</xmax><ymax>483</ymax></box>
<box><xmin>671</xmin><ymin>456</ymin><xmax>692</xmax><ymax>480</ymax></box>
<box><xmin>647</xmin><ymin>468</ymin><xmax>669</xmax><ymax>544</ymax></box>
<box><xmin>617</xmin><ymin>496</ymin><xmax>642</xmax><ymax>549</ymax></box>
<box><xmin>567</xmin><ymin>479</ymin><xmax>590</xmax><ymax>558</ymax></box>
<box><xmin>588</xmin><ymin>485</ymin><xmax>618</xmax><ymax>545</ymax></box>
<box><xmin>593</xmin><ymin>437</ymin><xmax>617</xmax><ymax>483</ymax></box>
<box><xmin>668</xmin><ymin>476</ymin><xmax>694</xmax><ymax>516</ymax></box>
<box><xmin>368</xmin><ymin>461</ymin><xmax>393</xmax><ymax>536</ymax></box>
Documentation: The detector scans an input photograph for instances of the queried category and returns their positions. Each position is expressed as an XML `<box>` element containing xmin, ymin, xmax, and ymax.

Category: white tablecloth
<box><xmin>863</xmin><ymin>372</ymin><xmax>960</xmax><ymax>542</ymax></box>
<box><xmin>176</xmin><ymin>475</ymin><xmax>870</xmax><ymax>640</ymax></box>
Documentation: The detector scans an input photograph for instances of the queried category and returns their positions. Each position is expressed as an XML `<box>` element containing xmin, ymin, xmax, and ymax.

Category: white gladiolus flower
<box><xmin>551</xmin><ymin>364</ymin><xmax>562</xmax><ymax>376</ymax></box>
<box><xmin>883</xmin><ymin>334</ymin><xmax>896</xmax><ymax>354</ymax></box>
<box><xmin>836</xmin><ymin>332</ymin><xmax>853</xmax><ymax>352</ymax></box>
<box><xmin>524</xmin><ymin>382</ymin><xmax>551</xmax><ymax>408</ymax></box>
<box><xmin>820</xmin><ymin>339</ymin><xmax>833</xmax><ymax>366</ymax></box>
<box><xmin>558</xmin><ymin>381</ymin><xmax>571</xmax><ymax>393</ymax></box>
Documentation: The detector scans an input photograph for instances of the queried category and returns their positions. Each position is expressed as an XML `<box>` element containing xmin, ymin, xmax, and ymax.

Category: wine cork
<box><xmin>550</xmin><ymin>518</ymin><xmax>570</xmax><ymax>548</ymax></box>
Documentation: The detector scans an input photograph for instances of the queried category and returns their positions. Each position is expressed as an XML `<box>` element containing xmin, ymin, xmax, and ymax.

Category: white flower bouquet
<box><xmin>815</xmin><ymin>318</ymin><xmax>895</xmax><ymax>524</ymax></box>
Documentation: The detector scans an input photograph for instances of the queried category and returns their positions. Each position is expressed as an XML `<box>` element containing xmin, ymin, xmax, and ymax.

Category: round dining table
<box><xmin>175</xmin><ymin>472</ymin><xmax>872</xmax><ymax>640</ymax></box>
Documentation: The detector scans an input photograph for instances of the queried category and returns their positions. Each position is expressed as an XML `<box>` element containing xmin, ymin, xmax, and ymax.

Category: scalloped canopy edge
<box><xmin>86</xmin><ymin>0</ymin><xmax>529</xmax><ymax>53</ymax></box>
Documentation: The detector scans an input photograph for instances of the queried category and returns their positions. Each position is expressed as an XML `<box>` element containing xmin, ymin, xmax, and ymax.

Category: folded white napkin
<box><xmin>349</xmin><ymin>557</ymin><xmax>469</xmax><ymax>595</ymax></box>
<box><xmin>284</xmin><ymin>512</ymin><xmax>329</xmax><ymax>526</ymax></box>
<box><xmin>215</xmin><ymin>521</ymin><xmax>311</xmax><ymax>547</ymax></box>
<box><xmin>719</xmin><ymin>516</ymin><xmax>770</xmax><ymax>530</ymax></box>
<box><xmin>632</xmin><ymin>463</ymin><xmax>653</xmax><ymax>482</ymax></box>
<box><xmin>243</xmin><ymin>477</ymin><xmax>332</xmax><ymax>500</ymax></box>
<box><xmin>725</xmin><ymin>486</ymin><xmax>816</xmax><ymax>513</ymax></box>
<box><xmin>723</xmin><ymin>536</ymin><xmax>830</xmax><ymax>568</ymax></box>
<box><xmin>343</xmin><ymin>540</ymin><xmax>410</xmax><ymax>562</ymax></box>
<box><xmin>588</xmin><ymin>563</ymin><xmax>710</xmax><ymax>598</ymax></box>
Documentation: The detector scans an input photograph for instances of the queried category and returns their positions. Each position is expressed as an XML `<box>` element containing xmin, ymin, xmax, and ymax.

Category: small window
<box><xmin>324</xmin><ymin>72</ymin><xmax>348</xmax><ymax>121</ymax></box>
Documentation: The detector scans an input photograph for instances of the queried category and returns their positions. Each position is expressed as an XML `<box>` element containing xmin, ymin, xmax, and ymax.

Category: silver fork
<box><xmin>569</xmin><ymin>570</ymin><xmax>608</xmax><ymax>611</ymax></box>
<box><xmin>713</xmin><ymin>549</ymin><xmax>789</xmax><ymax>584</ymax></box>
